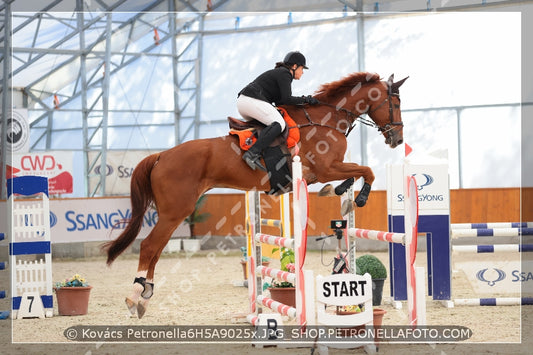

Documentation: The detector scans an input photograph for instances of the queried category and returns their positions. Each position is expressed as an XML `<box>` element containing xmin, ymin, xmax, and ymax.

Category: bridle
<box><xmin>366</xmin><ymin>86</ymin><xmax>403</xmax><ymax>137</ymax></box>
<box><xmin>298</xmin><ymin>84</ymin><xmax>403</xmax><ymax>138</ymax></box>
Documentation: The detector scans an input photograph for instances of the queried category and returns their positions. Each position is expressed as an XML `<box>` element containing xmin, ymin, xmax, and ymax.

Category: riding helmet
<box><xmin>283</xmin><ymin>51</ymin><xmax>308</xmax><ymax>69</ymax></box>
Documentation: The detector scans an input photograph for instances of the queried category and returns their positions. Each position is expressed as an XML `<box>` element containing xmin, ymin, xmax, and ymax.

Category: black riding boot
<box><xmin>242</xmin><ymin>122</ymin><xmax>282</xmax><ymax>171</ymax></box>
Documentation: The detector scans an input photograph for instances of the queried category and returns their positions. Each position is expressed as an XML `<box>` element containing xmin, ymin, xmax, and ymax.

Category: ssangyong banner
<box><xmin>10</xmin><ymin>151</ymin><xmax>74</xmax><ymax>194</ymax></box>
<box><xmin>88</xmin><ymin>150</ymin><xmax>156</xmax><ymax>195</ymax></box>
<box><xmin>0</xmin><ymin>198</ymin><xmax>189</xmax><ymax>243</ymax></box>
<box><xmin>387</xmin><ymin>163</ymin><xmax>450</xmax><ymax>216</ymax></box>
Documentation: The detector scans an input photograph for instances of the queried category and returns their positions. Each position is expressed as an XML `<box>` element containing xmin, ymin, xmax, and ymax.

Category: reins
<box><xmin>295</xmin><ymin>91</ymin><xmax>402</xmax><ymax>138</ymax></box>
<box><xmin>297</xmin><ymin>104</ymin><xmax>360</xmax><ymax>137</ymax></box>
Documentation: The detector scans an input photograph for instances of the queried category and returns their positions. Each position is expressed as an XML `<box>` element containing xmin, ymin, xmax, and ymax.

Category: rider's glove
<box><xmin>304</xmin><ymin>95</ymin><xmax>319</xmax><ymax>105</ymax></box>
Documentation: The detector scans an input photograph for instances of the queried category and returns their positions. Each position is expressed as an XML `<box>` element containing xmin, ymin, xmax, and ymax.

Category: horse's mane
<box><xmin>314</xmin><ymin>72</ymin><xmax>381</xmax><ymax>101</ymax></box>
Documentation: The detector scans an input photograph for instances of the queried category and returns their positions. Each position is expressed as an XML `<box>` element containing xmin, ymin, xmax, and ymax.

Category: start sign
<box><xmin>316</xmin><ymin>273</ymin><xmax>372</xmax><ymax>306</ymax></box>
<box><xmin>322</xmin><ymin>279</ymin><xmax>367</xmax><ymax>298</ymax></box>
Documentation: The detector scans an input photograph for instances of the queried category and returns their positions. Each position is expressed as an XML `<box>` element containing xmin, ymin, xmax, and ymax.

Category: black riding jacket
<box><xmin>239</xmin><ymin>66</ymin><xmax>307</xmax><ymax>106</ymax></box>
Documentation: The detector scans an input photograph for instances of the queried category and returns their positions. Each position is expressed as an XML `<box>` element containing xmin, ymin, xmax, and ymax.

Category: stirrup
<box><xmin>243</xmin><ymin>151</ymin><xmax>266</xmax><ymax>171</ymax></box>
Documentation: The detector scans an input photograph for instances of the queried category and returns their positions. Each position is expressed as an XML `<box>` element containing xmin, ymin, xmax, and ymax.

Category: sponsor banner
<box><xmin>88</xmin><ymin>150</ymin><xmax>155</xmax><ymax>195</ymax></box>
<box><xmin>49</xmin><ymin>198</ymin><xmax>190</xmax><ymax>243</ymax></box>
<box><xmin>387</xmin><ymin>164</ymin><xmax>449</xmax><ymax>215</ymax></box>
<box><xmin>454</xmin><ymin>260</ymin><xmax>532</xmax><ymax>295</ymax></box>
<box><xmin>9</xmin><ymin>151</ymin><xmax>74</xmax><ymax>194</ymax></box>
<box><xmin>0</xmin><ymin>198</ymin><xmax>190</xmax><ymax>243</ymax></box>
<box><xmin>1</xmin><ymin>109</ymin><xmax>30</xmax><ymax>153</ymax></box>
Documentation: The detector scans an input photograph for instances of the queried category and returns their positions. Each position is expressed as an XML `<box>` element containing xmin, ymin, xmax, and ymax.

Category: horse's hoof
<box><xmin>355</xmin><ymin>182</ymin><xmax>372</xmax><ymax>207</ymax></box>
<box><xmin>340</xmin><ymin>200</ymin><xmax>355</xmax><ymax>216</ymax></box>
<box><xmin>318</xmin><ymin>184</ymin><xmax>335</xmax><ymax>196</ymax></box>
<box><xmin>125</xmin><ymin>297</ymin><xmax>137</xmax><ymax>316</ymax></box>
<box><xmin>137</xmin><ymin>299</ymin><xmax>148</xmax><ymax>319</ymax></box>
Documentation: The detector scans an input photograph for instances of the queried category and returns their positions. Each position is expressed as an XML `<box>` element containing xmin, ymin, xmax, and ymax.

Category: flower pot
<box><xmin>372</xmin><ymin>308</ymin><xmax>387</xmax><ymax>344</ymax></box>
<box><xmin>372</xmin><ymin>278</ymin><xmax>386</xmax><ymax>306</ymax></box>
<box><xmin>182</xmin><ymin>239</ymin><xmax>201</xmax><ymax>253</ymax></box>
<box><xmin>372</xmin><ymin>308</ymin><xmax>386</xmax><ymax>327</ymax></box>
<box><xmin>268</xmin><ymin>287</ymin><xmax>295</xmax><ymax>308</ymax></box>
<box><xmin>55</xmin><ymin>286</ymin><xmax>92</xmax><ymax>316</ymax></box>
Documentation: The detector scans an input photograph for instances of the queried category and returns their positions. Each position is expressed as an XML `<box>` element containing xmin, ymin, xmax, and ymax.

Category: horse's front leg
<box><xmin>316</xmin><ymin>161</ymin><xmax>375</xmax><ymax>212</ymax></box>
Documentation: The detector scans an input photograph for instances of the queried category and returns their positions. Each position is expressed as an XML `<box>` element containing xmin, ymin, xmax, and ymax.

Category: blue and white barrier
<box><xmin>453</xmin><ymin>297</ymin><xmax>533</xmax><ymax>306</ymax></box>
<box><xmin>0</xmin><ymin>232</ymin><xmax>8</xmax><ymax>319</ymax></box>
<box><xmin>452</xmin><ymin>222</ymin><xmax>533</xmax><ymax>229</ymax></box>
<box><xmin>8</xmin><ymin>176</ymin><xmax>53</xmax><ymax>318</ymax></box>
<box><xmin>387</xmin><ymin>161</ymin><xmax>530</xmax><ymax>308</ymax></box>
<box><xmin>451</xmin><ymin>227</ymin><xmax>533</xmax><ymax>238</ymax></box>
<box><xmin>452</xmin><ymin>244</ymin><xmax>533</xmax><ymax>253</ymax></box>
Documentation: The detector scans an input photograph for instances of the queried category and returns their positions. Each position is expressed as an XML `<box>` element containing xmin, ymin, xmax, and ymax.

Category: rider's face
<box><xmin>292</xmin><ymin>65</ymin><xmax>304</xmax><ymax>80</ymax></box>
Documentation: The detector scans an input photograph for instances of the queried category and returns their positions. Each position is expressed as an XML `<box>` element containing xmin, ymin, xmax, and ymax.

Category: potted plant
<box><xmin>355</xmin><ymin>254</ymin><xmax>387</xmax><ymax>306</ymax></box>
<box><xmin>182</xmin><ymin>194</ymin><xmax>211</xmax><ymax>252</ymax></box>
<box><xmin>54</xmin><ymin>274</ymin><xmax>92</xmax><ymax>316</ymax></box>
<box><xmin>266</xmin><ymin>247</ymin><xmax>296</xmax><ymax>307</ymax></box>
<box><xmin>239</xmin><ymin>246</ymin><xmax>271</xmax><ymax>280</ymax></box>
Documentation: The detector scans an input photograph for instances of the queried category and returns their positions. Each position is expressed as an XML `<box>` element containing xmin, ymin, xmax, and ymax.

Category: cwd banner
<box><xmin>9</xmin><ymin>151</ymin><xmax>74</xmax><ymax>194</ymax></box>
<box><xmin>88</xmin><ymin>150</ymin><xmax>157</xmax><ymax>195</ymax></box>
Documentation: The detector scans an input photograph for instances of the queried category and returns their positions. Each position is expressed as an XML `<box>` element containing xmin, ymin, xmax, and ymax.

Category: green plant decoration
<box><xmin>355</xmin><ymin>254</ymin><xmax>387</xmax><ymax>279</ymax></box>
<box><xmin>270</xmin><ymin>247</ymin><xmax>295</xmax><ymax>287</ymax></box>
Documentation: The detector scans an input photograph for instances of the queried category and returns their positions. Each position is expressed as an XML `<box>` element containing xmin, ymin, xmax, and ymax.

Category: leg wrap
<box><xmin>134</xmin><ymin>277</ymin><xmax>154</xmax><ymax>299</ymax></box>
<box><xmin>355</xmin><ymin>182</ymin><xmax>372</xmax><ymax>207</ymax></box>
<box><xmin>335</xmin><ymin>177</ymin><xmax>355</xmax><ymax>196</ymax></box>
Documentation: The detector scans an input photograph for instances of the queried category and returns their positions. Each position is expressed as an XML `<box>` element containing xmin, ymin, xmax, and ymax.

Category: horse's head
<box><xmin>367</xmin><ymin>74</ymin><xmax>408</xmax><ymax>148</ymax></box>
<box><xmin>313</xmin><ymin>72</ymin><xmax>408</xmax><ymax>149</ymax></box>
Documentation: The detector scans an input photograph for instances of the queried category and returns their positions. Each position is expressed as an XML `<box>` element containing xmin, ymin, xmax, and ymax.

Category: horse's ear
<box><xmin>391</xmin><ymin>76</ymin><xmax>409</xmax><ymax>91</ymax></box>
<box><xmin>387</xmin><ymin>74</ymin><xmax>395</xmax><ymax>85</ymax></box>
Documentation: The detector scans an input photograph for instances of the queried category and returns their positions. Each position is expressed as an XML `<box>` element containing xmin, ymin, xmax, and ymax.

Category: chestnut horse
<box><xmin>103</xmin><ymin>72</ymin><xmax>408</xmax><ymax>318</ymax></box>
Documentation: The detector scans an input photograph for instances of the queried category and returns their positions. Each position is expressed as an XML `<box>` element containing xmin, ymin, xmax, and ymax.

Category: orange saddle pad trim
<box><xmin>277</xmin><ymin>107</ymin><xmax>300</xmax><ymax>149</ymax></box>
<box><xmin>229</xmin><ymin>129</ymin><xmax>256</xmax><ymax>151</ymax></box>
<box><xmin>229</xmin><ymin>108</ymin><xmax>300</xmax><ymax>151</ymax></box>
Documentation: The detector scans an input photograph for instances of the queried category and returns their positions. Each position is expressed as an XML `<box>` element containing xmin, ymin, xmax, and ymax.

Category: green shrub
<box><xmin>355</xmin><ymin>254</ymin><xmax>387</xmax><ymax>279</ymax></box>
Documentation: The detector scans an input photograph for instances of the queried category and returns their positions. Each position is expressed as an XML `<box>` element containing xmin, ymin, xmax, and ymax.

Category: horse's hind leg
<box><xmin>126</xmin><ymin>214</ymin><xmax>182</xmax><ymax>318</ymax></box>
<box><xmin>134</xmin><ymin>241</ymin><xmax>170</xmax><ymax>318</ymax></box>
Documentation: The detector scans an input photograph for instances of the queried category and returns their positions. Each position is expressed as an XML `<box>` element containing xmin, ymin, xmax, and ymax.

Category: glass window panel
<box><xmin>400</xmin><ymin>110</ymin><xmax>460</xmax><ymax>188</ymax></box>
<box><xmin>107</xmin><ymin>126</ymin><xmax>174</xmax><ymax>150</ymax></box>
<box><xmin>51</xmin><ymin>129</ymin><xmax>83</xmax><ymax>150</ymax></box>
<box><xmin>459</xmin><ymin>106</ymin><xmax>520</xmax><ymax>188</ymax></box>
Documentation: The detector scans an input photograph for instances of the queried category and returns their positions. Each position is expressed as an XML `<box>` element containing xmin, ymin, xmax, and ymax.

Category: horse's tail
<box><xmin>103</xmin><ymin>153</ymin><xmax>160</xmax><ymax>266</ymax></box>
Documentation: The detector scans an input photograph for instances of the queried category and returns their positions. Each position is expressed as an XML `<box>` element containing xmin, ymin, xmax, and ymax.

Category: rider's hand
<box><xmin>304</xmin><ymin>95</ymin><xmax>319</xmax><ymax>105</ymax></box>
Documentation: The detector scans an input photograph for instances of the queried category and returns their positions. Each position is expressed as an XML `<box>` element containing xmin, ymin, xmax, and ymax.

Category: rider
<box><xmin>237</xmin><ymin>51</ymin><xmax>319</xmax><ymax>171</ymax></box>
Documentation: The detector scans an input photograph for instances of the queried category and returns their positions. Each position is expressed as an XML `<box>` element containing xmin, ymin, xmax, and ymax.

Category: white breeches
<box><xmin>237</xmin><ymin>95</ymin><xmax>286</xmax><ymax>131</ymax></box>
